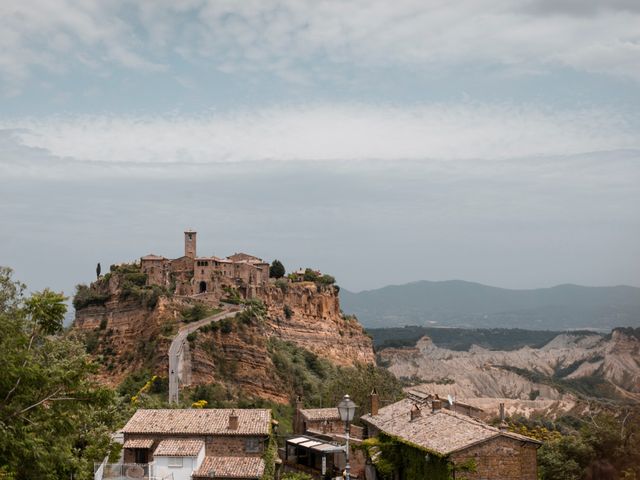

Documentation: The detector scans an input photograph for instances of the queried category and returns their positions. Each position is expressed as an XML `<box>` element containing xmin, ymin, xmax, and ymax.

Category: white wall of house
<box><xmin>154</xmin><ymin>446</ymin><xmax>205</xmax><ymax>480</ymax></box>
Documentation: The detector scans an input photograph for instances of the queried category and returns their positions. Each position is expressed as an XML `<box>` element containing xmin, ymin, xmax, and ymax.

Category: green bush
<box><xmin>73</xmin><ymin>284</ymin><xmax>110</xmax><ymax>310</ymax></box>
<box><xmin>283</xmin><ymin>305</ymin><xmax>293</xmax><ymax>319</ymax></box>
<box><xmin>303</xmin><ymin>268</ymin><xmax>319</xmax><ymax>282</ymax></box>
<box><xmin>123</xmin><ymin>272</ymin><xmax>147</xmax><ymax>286</ymax></box>
<box><xmin>318</xmin><ymin>274</ymin><xmax>336</xmax><ymax>285</ymax></box>
<box><xmin>275</xmin><ymin>278</ymin><xmax>289</xmax><ymax>293</ymax></box>
<box><xmin>220</xmin><ymin>319</ymin><xmax>233</xmax><ymax>334</ymax></box>
<box><xmin>182</xmin><ymin>303</ymin><xmax>209</xmax><ymax>323</ymax></box>
<box><xmin>84</xmin><ymin>331</ymin><xmax>100</xmax><ymax>354</ymax></box>
<box><xmin>281</xmin><ymin>473</ymin><xmax>313</xmax><ymax>480</ymax></box>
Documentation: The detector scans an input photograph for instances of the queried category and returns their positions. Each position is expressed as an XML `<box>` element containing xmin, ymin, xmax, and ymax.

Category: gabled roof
<box><xmin>141</xmin><ymin>254</ymin><xmax>167</xmax><ymax>261</ymax></box>
<box><xmin>300</xmin><ymin>407</ymin><xmax>340</xmax><ymax>421</ymax></box>
<box><xmin>154</xmin><ymin>438</ymin><xmax>204</xmax><ymax>457</ymax></box>
<box><xmin>122</xmin><ymin>409</ymin><xmax>271</xmax><ymax>436</ymax></box>
<box><xmin>193</xmin><ymin>456</ymin><xmax>265</xmax><ymax>479</ymax></box>
<box><xmin>361</xmin><ymin>399</ymin><xmax>540</xmax><ymax>455</ymax></box>
<box><xmin>226</xmin><ymin>253</ymin><xmax>265</xmax><ymax>263</ymax></box>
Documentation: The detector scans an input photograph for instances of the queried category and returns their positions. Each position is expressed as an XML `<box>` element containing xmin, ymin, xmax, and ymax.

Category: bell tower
<box><xmin>184</xmin><ymin>230</ymin><xmax>197</xmax><ymax>258</ymax></box>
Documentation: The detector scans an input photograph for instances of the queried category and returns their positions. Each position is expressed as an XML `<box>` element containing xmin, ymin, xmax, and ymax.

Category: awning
<box><xmin>123</xmin><ymin>438</ymin><xmax>154</xmax><ymax>449</ymax></box>
<box><xmin>286</xmin><ymin>436</ymin><xmax>344</xmax><ymax>453</ymax></box>
<box><xmin>287</xmin><ymin>437</ymin><xmax>310</xmax><ymax>445</ymax></box>
<box><xmin>311</xmin><ymin>443</ymin><xmax>345</xmax><ymax>453</ymax></box>
<box><xmin>299</xmin><ymin>440</ymin><xmax>322</xmax><ymax>448</ymax></box>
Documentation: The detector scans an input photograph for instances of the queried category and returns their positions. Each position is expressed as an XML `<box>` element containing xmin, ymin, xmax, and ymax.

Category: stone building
<box><xmin>360</xmin><ymin>397</ymin><xmax>541</xmax><ymax>480</ymax></box>
<box><xmin>140</xmin><ymin>230</ymin><xmax>270</xmax><ymax>299</ymax></box>
<box><xmin>119</xmin><ymin>408</ymin><xmax>272</xmax><ymax>480</ymax></box>
<box><xmin>287</xmin><ymin>399</ymin><xmax>367</xmax><ymax>479</ymax></box>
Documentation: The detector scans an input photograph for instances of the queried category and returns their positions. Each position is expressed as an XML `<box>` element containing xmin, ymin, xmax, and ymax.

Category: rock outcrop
<box><xmin>73</xmin><ymin>268</ymin><xmax>375</xmax><ymax>400</ymax></box>
<box><xmin>379</xmin><ymin>329</ymin><xmax>640</xmax><ymax>415</ymax></box>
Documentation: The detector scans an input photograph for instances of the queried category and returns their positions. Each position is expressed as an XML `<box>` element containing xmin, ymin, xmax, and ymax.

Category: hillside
<box><xmin>72</xmin><ymin>263</ymin><xmax>375</xmax><ymax>403</ymax></box>
<box><xmin>341</xmin><ymin>280</ymin><xmax>640</xmax><ymax>330</ymax></box>
<box><xmin>378</xmin><ymin>327</ymin><xmax>640</xmax><ymax>418</ymax></box>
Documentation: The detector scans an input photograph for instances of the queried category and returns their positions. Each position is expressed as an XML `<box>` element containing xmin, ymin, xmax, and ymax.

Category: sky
<box><xmin>1</xmin><ymin>0</ymin><xmax>639</xmax><ymax>300</ymax></box>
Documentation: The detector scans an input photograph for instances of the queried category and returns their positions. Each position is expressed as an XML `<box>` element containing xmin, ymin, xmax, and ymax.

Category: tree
<box><xmin>0</xmin><ymin>267</ymin><xmax>120</xmax><ymax>480</ymax></box>
<box><xmin>269</xmin><ymin>259</ymin><xmax>285</xmax><ymax>279</ymax></box>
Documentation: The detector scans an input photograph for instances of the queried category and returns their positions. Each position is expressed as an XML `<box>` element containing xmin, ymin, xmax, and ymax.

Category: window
<box><xmin>167</xmin><ymin>457</ymin><xmax>183</xmax><ymax>468</ymax></box>
<box><xmin>245</xmin><ymin>438</ymin><xmax>261</xmax><ymax>453</ymax></box>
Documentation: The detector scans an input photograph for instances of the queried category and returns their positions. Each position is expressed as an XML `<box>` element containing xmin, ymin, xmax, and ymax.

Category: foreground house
<box><xmin>361</xmin><ymin>397</ymin><xmax>541</xmax><ymax>480</ymax></box>
<box><xmin>96</xmin><ymin>408</ymin><xmax>272</xmax><ymax>480</ymax></box>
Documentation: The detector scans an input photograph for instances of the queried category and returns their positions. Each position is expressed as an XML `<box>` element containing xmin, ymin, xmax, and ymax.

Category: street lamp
<box><xmin>337</xmin><ymin>394</ymin><xmax>357</xmax><ymax>480</ymax></box>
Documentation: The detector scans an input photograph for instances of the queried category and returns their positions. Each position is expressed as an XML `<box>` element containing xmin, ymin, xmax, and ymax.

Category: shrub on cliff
<box><xmin>182</xmin><ymin>303</ymin><xmax>209</xmax><ymax>323</ymax></box>
<box><xmin>303</xmin><ymin>268</ymin><xmax>319</xmax><ymax>282</ymax></box>
<box><xmin>318</xmin><ymin>274</ymin><xmax>336</xmax><ymax>285</ymax></box>
<box><xmin>73</xmin><ymin>284</ymin><xmax>110</xmax><ymax>310</ymax></box>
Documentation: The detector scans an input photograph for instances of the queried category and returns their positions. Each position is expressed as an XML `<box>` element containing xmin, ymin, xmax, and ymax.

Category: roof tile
<box><xmin>154</xmin><ymin>438</ymin><xmax>204</xmax><ymax>457</ymax></box>
<box><xmin>193</xmin><ymin>456</ymin><xmax>265</xmax><ymax>479</ymax></box>
<box><xmin>122</xmin><ymin>409</ymin><xmax>271</xmax><ymax>436</ymax></box>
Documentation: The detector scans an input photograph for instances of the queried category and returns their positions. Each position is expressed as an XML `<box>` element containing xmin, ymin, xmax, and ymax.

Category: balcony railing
<box><xmin>94</xmin><ymin>460</ymin><xmax>173</xmax><ymax>480</ymax></box>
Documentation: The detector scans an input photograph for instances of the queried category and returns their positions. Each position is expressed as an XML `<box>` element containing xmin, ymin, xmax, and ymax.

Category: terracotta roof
<box><xmin>122</xmin><ymin>409</ymin><xmax>271</xmax><ymax>436</ymax></box>
<box><xmin>193</xmin><ymin>456</ymin><xmax>265</xmax><ymax>479</ymax></box>
<box><xmin>361</xmin><ymin>399</ymin><xmax>540</xmax><ymax>455</ymax></box>
<box><xmin>141</xmin><ymin>254</ymin><xmax>167</xmax><ymax>261</ymax></box>
<box><xmin>154</xmin><ymin>438</ymin><xmax>204</xmax><ymax>457</ymax></box>
<box><xmin>226</xmin><ymin>253</ymin><xmax>264</xmax><ymax>263</ymax></box>
<box><xmin>300</xmin><ymin>407</ymin><xmax>340</xmax><ymax>421</ymax></box>
<box><xmin>123</xmin><ymin>438</ymin><xmax>154</xmax><ymax>449</ymax></box>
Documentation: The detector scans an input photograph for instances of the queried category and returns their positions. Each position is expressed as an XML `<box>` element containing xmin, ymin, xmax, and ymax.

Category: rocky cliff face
<box><xmin>262</xmin><ymin>282</ymin><xmax>375</xmax><ymax>366</ymax></box>
<box><xmin>73</xmin><ymin>271</ymin><xmax>374</xmax><ymax>400</ymax></box>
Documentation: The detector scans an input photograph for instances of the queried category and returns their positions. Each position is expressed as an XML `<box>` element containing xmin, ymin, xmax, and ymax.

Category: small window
<box><xmin>168</xmin><ymin>457</ymin><xmax>183</xmax><ymax>468</ymax></box>
<box><xmin>245</xmin><ymin>438</ymin><xmax>261</xmax><ymax>453</ymax></box>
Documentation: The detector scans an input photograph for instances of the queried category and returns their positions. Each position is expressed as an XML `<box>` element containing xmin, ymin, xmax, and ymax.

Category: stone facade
<box><xmin>140</xmin><ymin>231</ymin><xmax>270</xmax><ymax>299</ymax></box>
<box><xmin>122</xmin><ymin>432</ymin><xmax>266</xmax><ymax>463</ymax></box>
<box><xmin>450</xmin><ymin>435</ymin><xmax>538</xmax><ymax>480</ymax></box>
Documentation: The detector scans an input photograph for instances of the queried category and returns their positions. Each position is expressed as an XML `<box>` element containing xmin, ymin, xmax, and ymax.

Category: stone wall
<box><xmin>450</xmin><ymin>435</ymin><xmax>538</xmax><ymax>480</ymax></box>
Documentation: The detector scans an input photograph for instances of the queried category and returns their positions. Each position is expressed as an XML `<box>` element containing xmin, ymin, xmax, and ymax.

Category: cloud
<box><xmin>1</xmin><ymin>103</ymin><xmax>638</xmax><ymax>174</ymax></box>
<box><xmin>1</xmin><ymin>0</ymin><xmax>640</xmax><ymax>95</ymax></box>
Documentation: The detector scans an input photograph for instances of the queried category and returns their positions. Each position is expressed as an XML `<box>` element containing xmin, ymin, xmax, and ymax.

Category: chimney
<box><xmin>499</xmin><ymin>403</ymin><xmax>508</xmax><ymax>431</ymax></box>
<box><xmin>432</xmin><ymin>399</ymin><xmax>442</xmax><ymax>413</ymax></box>
<box><xmin>370</xmin><ymin>388</ymin><xmax>379</xmax><ymax>416</ymax></box>
<box><xmin>228</xmin><ymin>410</ymin><xmax>239</xmax><ymax>430</ymax></box>
<box><xmin>410</xmin><ymin>404</ymin><xmax>422</xmax><ymax>421</ymax></box>
<box><xmin>294</xmin><ymin>396</ymin><xmax>304</xmax><ymax>434</ymax></box>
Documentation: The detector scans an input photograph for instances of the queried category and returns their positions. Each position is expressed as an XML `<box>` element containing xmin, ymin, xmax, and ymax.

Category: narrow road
<box><xmin>168</xmin><ymin>306</ymin><xmax>242</xmax><ymax>404</ymax></box>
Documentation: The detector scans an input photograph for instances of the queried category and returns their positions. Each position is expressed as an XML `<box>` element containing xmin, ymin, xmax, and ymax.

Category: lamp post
<box><xmin>337</xmin><ymin>394</ymin><xmax>357</xmax><ymax>480</ymax></box>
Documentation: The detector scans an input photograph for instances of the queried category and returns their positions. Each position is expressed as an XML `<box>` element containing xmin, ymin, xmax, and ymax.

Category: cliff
<box><xmin>73</xmin><ymin>266</ymin><xmax>375</xmax><ymax>401</ymax></box>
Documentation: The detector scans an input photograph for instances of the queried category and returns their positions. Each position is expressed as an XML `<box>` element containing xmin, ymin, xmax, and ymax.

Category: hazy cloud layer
<box><xmin>2</xmin><ymin>103</ymin><xmax>639</xmax><ymax>173</ymax></box>
<box><xmin>2</xmin><ymin>0</ymin><xmax>640</xmax><ymax>95</ymax></box>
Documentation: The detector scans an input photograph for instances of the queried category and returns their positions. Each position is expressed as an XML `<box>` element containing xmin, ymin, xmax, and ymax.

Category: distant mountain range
<box><xmin>340</xmin><ymin>280</ymin><xmax>640</xmax><ymax>330</ymax></box>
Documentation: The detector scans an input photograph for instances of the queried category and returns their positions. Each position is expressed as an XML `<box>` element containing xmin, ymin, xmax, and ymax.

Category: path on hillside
<box><xmin>168</xmin><ymin>306</ymin><xmax>242</xmax><ymax>404</ymax></box>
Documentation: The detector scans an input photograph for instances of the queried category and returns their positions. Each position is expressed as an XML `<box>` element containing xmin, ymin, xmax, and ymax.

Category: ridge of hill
<box><xmin>341</xmin><ymin>280</ymin><xmax>640</xmax><ymax>330</ymax></box>
<box><xmin>378</xmin><ymin>327</ymin><xmax>640</xmax><ymax>418</ymax></box>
